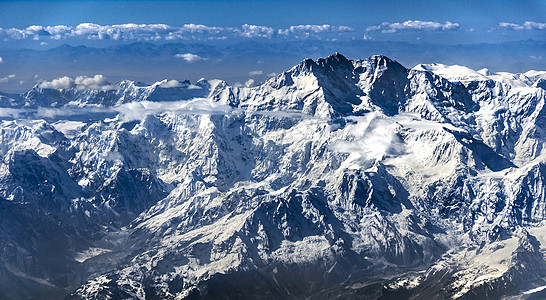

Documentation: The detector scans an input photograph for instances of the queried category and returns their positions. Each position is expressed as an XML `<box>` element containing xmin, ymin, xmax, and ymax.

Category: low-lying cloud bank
<box><xmin>0</xmin><ymin>98</ymin><xmax>236</xmax><ymax>122</ymax></box>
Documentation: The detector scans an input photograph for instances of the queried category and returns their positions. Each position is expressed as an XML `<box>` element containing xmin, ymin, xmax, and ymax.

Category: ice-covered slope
<box><xmin>1</xmin><ymin>54</ymin><xmax>546</xmax><ymax>299</ymax></box>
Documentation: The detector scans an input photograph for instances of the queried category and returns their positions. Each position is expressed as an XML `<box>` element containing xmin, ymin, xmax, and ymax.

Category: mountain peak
<box><xmin>291</xmin><ymin>52</ymin><xmax>353</xmax><ymax>76</ymax></box>
<box><xmin>353</xmin><ymin>55</ymin><xmax>404</xmax><ymax>72</ymax></box>
<box><xmin>2</xmin><ymin>54</ymin><xmax>546</xmax><ymax>300</ymax></box>
<box><xmin>317</xmin><ymin>52</ymin><xmax>350</xmax><ymax>65</ymax></box>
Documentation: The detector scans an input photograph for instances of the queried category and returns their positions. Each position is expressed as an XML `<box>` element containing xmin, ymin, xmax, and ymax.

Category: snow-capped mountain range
<box><xmin>1</xmin><ymin>53</ymin><xmax>546</xmax><ymax>299</ymax></box>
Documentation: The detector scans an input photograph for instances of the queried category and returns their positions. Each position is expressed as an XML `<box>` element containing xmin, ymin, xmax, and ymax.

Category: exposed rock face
<box><xmin>0</xmin><ymin>54</ymin><xmax>546</xmax><ymax>299</ymax></box>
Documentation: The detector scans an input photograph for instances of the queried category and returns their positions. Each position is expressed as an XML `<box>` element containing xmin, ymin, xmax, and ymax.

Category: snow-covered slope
<box><xmin>1</xmin><ymin>78</ymin><xmax>213</xmax><ymax>108</ymax></box>
<box><xmin>1</xmin><ymin>54</ymin><xmax>546</xmax><ymax>299</ymax></box>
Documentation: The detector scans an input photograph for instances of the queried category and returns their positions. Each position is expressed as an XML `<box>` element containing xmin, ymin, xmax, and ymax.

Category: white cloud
<box><xmin>0</xmin><ymin>108</ymin><xmax>24</xmax><ymax>118</ymax></box>
<box><xmin>366</xmin><ymin>20</ymin><xmax>459</xmax><ymax>33</ymax></box>
<box><xmin>72</xmin><ymin>23</ymin><xmax>169</xmax><ymax>40</ymax></box>
<box><xmin>75</xmin><ymin>75</ymin><xmax>118</xmax><ymax>90</ymax></box>
<box><xmin>248</xmin><ymin>70</ymin><xmax>263</xmax><ymax>76</ymax></box>
<box><xmin>267</xmin><ymin>72</ymin><xmax>278</xmax><ymax>77</ymax></box>
<box><xmin>337</xmin><ymin>25</ymin><xmax>353</xmax><ymax>32</ymax></box>
<box><xmin>0</xmin><ymin>23</ymin><xmax>216</xmax><ymax>41</ymax></box>
<box><xmin>331</xmin><ymin>112</ymin><xmax>402</xmax><ymax>162</ymax></box>
<box><xmin>39</xmin><ymin>75</ymin><xmax>118</xmax><ymax>90</ymax></box>
<box><xmin>277</xmin><ymin>24</ymin><xmax>353</xmax><ymax>40</ymax></box>
<box><xmin>39</xmin><ymin>76</ymin><xmax>75</xmax><ymax>89</ymax></box>
<box><xmin>114</xmin><ymin>99</ymin><xmax>233</xmax><ymax>122</ymax></box>
<box><xmin>390</xmin><ymin>20</ymin><xmax>459</xmax><ymax>31</ymax></box>
<box><xmin>158</xmin><ymin>79</ymin><xmax>183</xmax><ymax>88</ymax></box>
<box><xmin>245</xmin><ymin>79</ymin><xmax>255</xmax><ymax>87</ymax></box>
<box><xmin>237</xmin><ymin>24</ymin><xmax>275</xmax><ymax>38</ymax></box>
<box><xmin>523</xmin><ymin>21</ymin><xmax>546</xmax><ymax>30</ymax></box>
<box><xmin>174</xmin><ymin>53</ymin><xmax>207</xmax><ymax>62</ymax></box>
<box><xmin>75</xmin><ymin>74</ymin><xmax>105</xmax><ymax>86</ymax></box>
<box><xmin>19</xmin><ymin>98</ymin><xmax>232</xmax><ymax>121</ymax></box>
<box><xmin>499</xmin><ymin>21</ymin><xmax>546</xmax><ymax>30</ymax></box>
<box><xmin>0</xmin><ymin>74</ymin><xmax>16</xmax><ymax>83</ymax></box>
<box><xmin>0</xmin><ymin>25</ymin><xmax>52</xmax><ymax>40</ymax></box>
<box><xmin>0</xmin><ymin>23</ymin><xmax>359</xmax><ymax>41</ymax></box>
<box><xmin>498</xmin><ymin>22</ymin><xmax>520</xmax><ymax>30</ymax></box>
<box><xmin>13</xmin><ymin>97</ymin><xmax>233</xmax><ymax>121</ymax></box>
<box><xmin>278</xmin><ymin>24</ymin><xmax>353</xmax><ymax>35</ymax></box>
<box><xmin>279</xmin><ymin>24</ymin><xmax>329</xmax><ymax>34</ymax></box>
<box><xmin>0</xmin><ymin>57</ymin><xmax>3</xmax><ymax>63</ymax></box>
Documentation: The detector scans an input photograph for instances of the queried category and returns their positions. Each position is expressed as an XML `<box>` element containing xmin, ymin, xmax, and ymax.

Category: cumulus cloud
<box><xmin>0</xmin><ymin>74</ymin><xmax>17</xmax><ymax>84</ymax></box>
<box><xmin>499</xmin><ymin>21</ymin><xmax>546</xmax><ymax>30</ymax></box>
<box><xmin>0</xmin><ymin>23</ymin><xmax>357</xmax><ymax>41</ymax></box>
<box><xmin>38</xmin><ymin>76</ymin><xmax>75</xmax><ymax>89</ymax></box>
<box><xmin>0</xmin><ymin>25</ymin><xmax>53</xmax><ymax>40</ymax></box>
<box><xmin>158</xmin><ymin>79</ymin><xmax>181</xmax><ymax>88</ymax></box>
<box><xmin>39</xmin><ymin>75</ymin><xmax>118</xmax><ymax>90</ymax></box>
<box><xmin>248</xmin><ymin>70</ymin><xmax>263</xmax><ymax>76</ymax></box>
<box><xmin>174</xmin><ymin>53</ymin><xmax>207</xmax><ymax>62</ymax></box>
<box><xmin>366</xmin><ymin>20</ymin><xmax>459</xmax><ymax>33</ymax></box>
<box><xmin>75</xmin><ymin>75</ymin><xmax>118</xmax><ymax>90</ymax></box>
<box><xmin>291</xmin><ymin>24</ymin><xmax>333</xmax><ymax>33</ymax></box>
<box><xmin>0</xmin><ymin>23</ymin><xmax>221</xmax><ymax>41</ymax></box>
<box><xmin>73</xmin><ymin>23</ymin><xmax>174</xmax><ymax>40</ymax></box>
<box><xmin>45</xmin><ymin>25</ymin><xmax>72</xmax><ymax>39</ymax></box>
<box><xmin>238</xmin><ymin>24</ymin><xmax>275</xmax><ymax>38</ymax></box>
<box><xmin>365</xmin><ymin>25</ymin><xmax>381</xmax><ymax>32</ymax></box>
<box><xmin>278</xmin><ymin>24</ymin><xmax>352</xmax><ymax>35</ymax></box>
<box><xmin>245</xmin><ymin>79</ymin><xmax>256</xmax><ymax>87</ymax></box>
<box><xmin>277</xmin><ymin>24</ymin><xmax>353</xmax><ymax>39</ymax></box>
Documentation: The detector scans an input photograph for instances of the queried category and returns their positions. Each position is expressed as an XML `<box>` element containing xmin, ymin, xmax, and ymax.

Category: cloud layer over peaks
<box><xmin>39</xmin><ymin>75</ymin><xmax>119</xmax><ymax>90</ymax></box>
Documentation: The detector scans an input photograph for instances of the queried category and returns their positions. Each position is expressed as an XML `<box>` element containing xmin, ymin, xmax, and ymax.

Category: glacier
<box><xmin>0</xmin><ymin>53</ymin><xmax>546</xmax><ymax>299</ymax></box>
